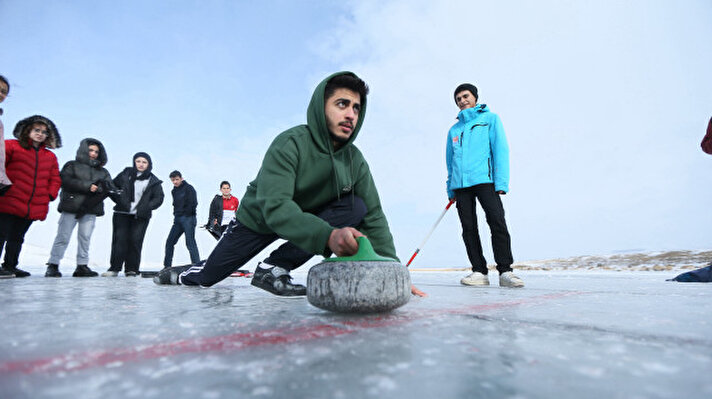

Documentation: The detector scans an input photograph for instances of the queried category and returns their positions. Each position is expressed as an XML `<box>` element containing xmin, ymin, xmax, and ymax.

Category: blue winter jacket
<box><xmin>446</xmin><ymin>104</ymin><xmax>509</xmax><ymax>198</ymax></box>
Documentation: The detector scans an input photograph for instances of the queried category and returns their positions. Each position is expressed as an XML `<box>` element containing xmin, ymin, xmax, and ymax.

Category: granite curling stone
<box><xmin>307</xmin><ymin>237</ymin><xmax>411</xmax><ymax>313</ymax></box>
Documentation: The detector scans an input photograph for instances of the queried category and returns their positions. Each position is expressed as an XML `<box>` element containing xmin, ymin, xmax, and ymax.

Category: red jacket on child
<box><xmin>0</xmin><ymin>139</ymin><xmax>61</xmax><ymax>220</ymax></box>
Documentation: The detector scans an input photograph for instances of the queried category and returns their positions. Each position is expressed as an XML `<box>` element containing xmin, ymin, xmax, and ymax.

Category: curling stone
<box><xmin>307</xmin><ymin>237</ymin><xmax>411</xmax><ymax>313</ymax></box>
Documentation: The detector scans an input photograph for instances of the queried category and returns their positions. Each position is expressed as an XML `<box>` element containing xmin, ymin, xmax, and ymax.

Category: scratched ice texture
<box><xmin>1</xmin><ymin>258</ymin><xmax>711</xmax><ymax>399</ymax></box>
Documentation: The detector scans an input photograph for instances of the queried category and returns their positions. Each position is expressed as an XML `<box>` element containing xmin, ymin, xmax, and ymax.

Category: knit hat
<box><xmin>453</xmin><ymin>83</ymin><xmax>478</xmax><ymax>103</ymax></box>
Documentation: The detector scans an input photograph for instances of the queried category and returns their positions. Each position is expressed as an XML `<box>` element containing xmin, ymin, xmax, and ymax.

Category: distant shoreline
<box><xmin>410</xmin><ymin>249</ymin><xmax>712</xmax><ymax>272</ymax></box>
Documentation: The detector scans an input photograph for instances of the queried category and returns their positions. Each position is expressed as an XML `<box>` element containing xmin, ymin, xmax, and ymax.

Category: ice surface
<box><xmin>1</xmin><ymin>262</ymin><xmax>711</xmax><ymax>398</ymax></box>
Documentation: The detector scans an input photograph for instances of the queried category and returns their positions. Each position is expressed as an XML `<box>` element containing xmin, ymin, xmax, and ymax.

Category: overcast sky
<box><xmin>2</xmin><ymin>0</ymin><xmax>711</xmax><ymax>269</ymax></box>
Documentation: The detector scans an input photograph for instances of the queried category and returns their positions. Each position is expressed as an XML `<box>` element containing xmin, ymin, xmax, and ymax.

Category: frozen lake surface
<box><xmin>1</xmin><ymin>267</ymin><xmax>710</xmax><ymax>399</ymax></box>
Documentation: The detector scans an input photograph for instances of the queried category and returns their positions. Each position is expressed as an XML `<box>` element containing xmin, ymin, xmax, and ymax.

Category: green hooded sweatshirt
<box><xmin>235</xmin><ymin>71</ymin><xmax>398</xmax><ymax>260</ymax></box>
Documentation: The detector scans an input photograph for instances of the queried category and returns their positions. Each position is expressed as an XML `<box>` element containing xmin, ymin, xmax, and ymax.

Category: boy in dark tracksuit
<box><xmin>155</xmin><ymin>72</ymin><xmax>425</xmax><ymax>297</ymax></box>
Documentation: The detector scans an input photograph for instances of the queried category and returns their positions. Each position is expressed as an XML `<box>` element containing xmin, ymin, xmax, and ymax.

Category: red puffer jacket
<box><xmin>0</xmin><ymin>139</ymin><xmax>61</xmax><ymax>220</ymax></box>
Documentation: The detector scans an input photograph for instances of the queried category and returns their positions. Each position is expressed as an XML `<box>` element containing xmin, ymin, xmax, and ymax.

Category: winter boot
<box><xmin>250</xmin><ymin>262</ymin><xmax>306</xmax><ymax>296</ymax></box>
<box><xmin>73</xmin><ymin>264</ymin><xmax>98</xmax><ymax>277</ymax></box>
<box><xmin>45</xmin><ymin>263</ymin><xmax>62</xmax><ymax>277</ymax></box>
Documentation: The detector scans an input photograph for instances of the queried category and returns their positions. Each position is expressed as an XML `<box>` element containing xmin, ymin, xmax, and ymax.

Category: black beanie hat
<box><xmin>454</xmin><ymin>83</ymin><xmax>478</xmax><ymax>103</ymax></box>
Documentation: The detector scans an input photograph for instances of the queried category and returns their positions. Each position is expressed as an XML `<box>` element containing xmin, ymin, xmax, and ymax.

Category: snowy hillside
<box><xmin>514</xmin><ymin>250</ymin><xmax>712</xmax><ymax>272</ymax></box>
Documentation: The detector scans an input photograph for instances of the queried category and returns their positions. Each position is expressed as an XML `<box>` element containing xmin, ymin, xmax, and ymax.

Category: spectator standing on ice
<box><xmin>102</xmin><ymin>152</ymin><xmax>163</xmax><ymax>277</ymax></box>
<box><xmin>45</xmin><ymin>138</ymin><xmax>115</xmax><ymax>278</ymax></box>
<box><xmin>445</xmin><ymin>83</ymin><xmax>524</xmax><ymax>288</ymax></box>
<box><xmin>207</xmin><ymin>180</ymin><xmax>239</xmax><ymax>237</ymax></box>
<box><xmin>0</xmin><ymin>115</ymin><xmax>61</xmax><ymax>278</ymax></box>
<box><xmin>155</xmin><ymin>71</ymin><xmax>425</xmax><ymax>297</ymax></box>
<box><xmin>702</xmin><ymin>117</ymin><xmax>712</xmax><ymax>155</ymax></box>
<box><xmin>0</xmin><ymin>75</ymin><xmax>12</xmax><ymax>196</ymax></box>
<box><xmin>163</xmin><ymin>170</ymin><xmax>200</xmax><ymax>269</ymax></box>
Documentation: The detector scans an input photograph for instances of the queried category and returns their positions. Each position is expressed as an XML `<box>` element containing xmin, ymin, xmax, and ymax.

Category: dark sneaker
<box><xmin>251</xmin><ymin>266</ymin><xmax>306</xmax><ymax>296</ymax></box>
<box><xmin>0</xmin><ymin>268</ymin><xmax>15</xmax><ymax>279</ymax></box>
<box><xmin>73</xmin><ymin>265</ymin><xmax>98</xmax><ymax>277</ymax></box>
<box><xmin>153</xmin><ymin>265</ymin><xmax>191</xmax><ymax>285</ymax></box>
<box><xmin>3</xmin><ymin>267</ymin><xmax>31</xmax><ymax>278</ymax></box>
<box><xmin>125</xmin><ymin>271</ymin><xmax>138</xmax><ymax>277</ymax></box>
<box><xmin>45</xmin><ymin>263</ymin><xmax>62</xmax><ymax>277</ymax></box>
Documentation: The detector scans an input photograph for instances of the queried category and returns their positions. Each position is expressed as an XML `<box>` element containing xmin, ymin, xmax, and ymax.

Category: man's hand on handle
<box><xmin>328</xmin><ymin>227</ymin><xmax>365</xmax><ymax>257</ymax></box>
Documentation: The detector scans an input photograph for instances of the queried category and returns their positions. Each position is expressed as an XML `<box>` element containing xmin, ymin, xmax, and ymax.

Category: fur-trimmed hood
<box><xmin>76</xmin><ymin>137</ymin><xmax>108</xmax><ymax>167</ymax></box>
<box><xmin>13</xmin><ymin>115</ymin><xmax>62</xmax><ymax>149</ymax></box>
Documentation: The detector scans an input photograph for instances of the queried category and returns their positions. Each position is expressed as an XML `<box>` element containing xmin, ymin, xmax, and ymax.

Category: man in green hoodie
<box><xmin>155</xmin><ymin>72</ymin><xmax>424</xmax><ymax>297</ymax></box>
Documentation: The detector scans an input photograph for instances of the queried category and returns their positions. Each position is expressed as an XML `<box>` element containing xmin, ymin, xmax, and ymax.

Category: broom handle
<box><xmin>406</xmin><ymin>199</ymin><xmax>455</xmax><ymax>267</ymax></box>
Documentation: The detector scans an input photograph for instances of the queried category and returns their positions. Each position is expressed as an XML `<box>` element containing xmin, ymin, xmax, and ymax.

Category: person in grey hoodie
<box><xmin>45</xmin><ymin>138</ymin><xmax>115</xmax><ymax>277</ymax></box>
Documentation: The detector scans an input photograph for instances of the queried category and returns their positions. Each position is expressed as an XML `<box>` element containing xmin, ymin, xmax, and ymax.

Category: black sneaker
<box><xmin>251</xmin><ymin>266</ymin><xmax>306</xmax><ymax>296</ymax></box>
<box><xmin>3</xmin><ymin>266</ymin><xmax>30</xmax><ymax>278</ymax></box>
<box><xmin>0</xmin><ymin>268</ymin><xmax>15</xmax><ymax>279</ymax></box>
<box><xmin>153</xmin><ymin>265</ymin><xmax>191</xmax><ymax>285</ymax></box>
<box><xmin>73</xmin><ymin>265</ymin><xmax>98</xmax><ymax>277</ymax></box>
<box><xmin>125</xmin><ymin>271</ymin><xmax>138</xmax><ymax>277</ymax></box>
<box><xmin>45</xmin><ymin>263</ymin><xmax>62</xmax><ymax>277</ymax></box>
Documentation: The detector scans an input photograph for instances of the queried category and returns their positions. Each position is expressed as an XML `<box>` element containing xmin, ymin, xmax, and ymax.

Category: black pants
<box><xmin>109</xmin><ymin>213</ymin><xmax>150</xmax><ymax>273</ymax></box>
<box><xmin>181</xmin><ymin>195</ymin><xmax>367</xmax><ymax>287</ymax></box>
<box><xmin>455</xmin><ymin>183</ymin><xmax>513</xmax><ymax>274</ymax></box>
<box><xmin>0</xmin><ymin>213</ymin><xmax>33</xmax><ymax>269</ymax></box>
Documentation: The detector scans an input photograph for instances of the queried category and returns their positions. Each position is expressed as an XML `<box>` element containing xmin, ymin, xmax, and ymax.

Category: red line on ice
<box><xmin>0</xmin><ymin>291</ymin><xmax>580</xmax><ymax>374</ymax></box>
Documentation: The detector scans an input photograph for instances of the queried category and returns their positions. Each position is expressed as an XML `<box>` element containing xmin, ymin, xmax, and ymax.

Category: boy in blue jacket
<box><xmin>446</xmin><ymin>83</ymin><xmax>523</xmax><ymax>288</ymax></box>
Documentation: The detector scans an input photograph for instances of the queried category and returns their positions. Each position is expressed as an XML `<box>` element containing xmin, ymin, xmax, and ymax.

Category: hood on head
<box><xmin>133</xmin><ymin>151</ymin><xmax>153</xmax><ymax>175</ymax></box>
<box><xmin>12</xmin><ymin>115</ymin><xmax>62</xmax><ymax>149</ymax></box>
<box><xmin>76</xmin><ymin>138</ymin><xmax>108</xmax><ymax>167</ymax></box>
<box><xmin>306</xmin><ymin>71</ymin><xmax>367</xmax><ymax>154</ymax></box>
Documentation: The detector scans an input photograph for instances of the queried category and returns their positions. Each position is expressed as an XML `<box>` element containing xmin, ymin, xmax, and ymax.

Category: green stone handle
<box><xmin>323</xmin><ymin>236</ymin><xmax>397</xmax><ymax>262</ymax></box>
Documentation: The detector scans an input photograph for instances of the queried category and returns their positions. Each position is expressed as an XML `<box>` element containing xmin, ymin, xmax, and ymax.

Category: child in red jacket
<box><xmin>0</xmin><ymin>115</ymin><xmax>62</xmax><ymax>278</ymax></box>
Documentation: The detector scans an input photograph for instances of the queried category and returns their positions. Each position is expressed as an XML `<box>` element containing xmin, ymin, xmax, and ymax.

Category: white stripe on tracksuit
<box><xmin>178</xmin><ymin>265</ymin><xmax>204</xmax><ymax>284</ymax></box>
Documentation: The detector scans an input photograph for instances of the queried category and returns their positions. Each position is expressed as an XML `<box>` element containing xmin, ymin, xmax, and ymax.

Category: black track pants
<box><xmin>454</xmin><ymin>183</ymin><xmax>513</xmax><ymax>274</ymax></box>
<box><xmin>180</xmin><ymin>195</ymin><xmax>367</xmax><ymax>287</ymax></box>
